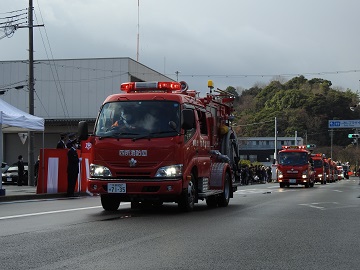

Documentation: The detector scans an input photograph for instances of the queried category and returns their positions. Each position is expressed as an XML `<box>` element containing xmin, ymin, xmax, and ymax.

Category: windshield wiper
<box><xmin>132</xmin><ymin>131</ymin><xmax>178</xmax><ymax>142</ymax></box>
<box><xmin>132</xmin><ymin>133</ymin><xmax>154</xmax><ymax>141</ymax></box>
<box><xmin>99</xmin><ymin>132</ymin><xmax>139</xmax><ymax>140</ymax></box>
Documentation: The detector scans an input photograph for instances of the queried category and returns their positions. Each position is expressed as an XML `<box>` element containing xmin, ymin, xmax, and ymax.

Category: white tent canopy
<box><xmin>0</xmin><ymin>98</ymin><xmax>44</xmax><ymax>132</ymax></box>
<box><xmin>0</xmin><ymin>98</ymin><xmax>44</xmax><ymax>189</ymax></box>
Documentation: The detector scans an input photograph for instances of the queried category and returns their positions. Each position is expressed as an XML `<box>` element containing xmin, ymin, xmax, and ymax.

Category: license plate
<box><xmin>290</xmin><ymin>179</ymin><xmax>296</xmax><ymax>184</ymax></box>
<box><xmin>7</xmin><ymin>177</ymin><xmax>12</xmax><ymax>182</ymax></box>
<box><xmin>108</xmin><ymin>183</ymin><xmax>126</xmax><ymax>193</ymax></box>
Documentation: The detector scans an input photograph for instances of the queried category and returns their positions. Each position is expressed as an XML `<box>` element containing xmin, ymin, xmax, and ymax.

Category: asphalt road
<box><xmin>1</xmin><ymin>179</ymin><xmax>359</xmax><ymax>270</ymax></box>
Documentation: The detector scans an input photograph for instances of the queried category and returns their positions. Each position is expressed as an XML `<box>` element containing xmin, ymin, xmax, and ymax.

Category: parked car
<box><xmin>2</xmin><ymin>162</ymin><xmax>28</xmax><ymax>185</ymax></box>
<box><xmin>1</xmin><ymin>162</ymin><xmax>9</xmax><ymax>173</ymax></box>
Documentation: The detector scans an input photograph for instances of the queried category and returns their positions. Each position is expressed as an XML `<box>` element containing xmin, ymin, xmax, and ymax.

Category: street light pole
<box><xmin>274</xmin><ymin>117</ymin><xmax>277</xmax><ymax>161</ymax></box>
<box><xmin>28</xmin><ymin>0</ymin><xmax>35</xmax><ymax>186</ymax></box>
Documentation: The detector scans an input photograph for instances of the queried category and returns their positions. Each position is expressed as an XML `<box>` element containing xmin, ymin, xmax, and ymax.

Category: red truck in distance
<box><xmin>311</xmin><ymin>153</ymin><xmax>327</xmax><ymax>185</ymax></box>
<box><xmin>277</xmin><ymin>145</ymin><xmax>315</xmax><ymax>188</ymax></box>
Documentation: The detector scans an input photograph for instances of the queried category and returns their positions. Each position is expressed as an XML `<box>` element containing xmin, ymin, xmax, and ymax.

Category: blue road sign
<box><xmin>328</xmin><ymin>120</ymin><xmax>360</xmax><ymax>128</ymax></box>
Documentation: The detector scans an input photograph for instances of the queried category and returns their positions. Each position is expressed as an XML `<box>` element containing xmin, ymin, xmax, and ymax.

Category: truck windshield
<box><xmin>313</xmin><ymin>160</ymin><xmax>323</xmax><ymax>168</ymax></box>
<box><xmin>278</xmin><ymin>152</ymin><xmax>308</xmax><ymax>166</ymax></box>
<box><xmin>94</xmin><ymin>100</ymin><xmax>181</xmax><ymax>139</ymax></box>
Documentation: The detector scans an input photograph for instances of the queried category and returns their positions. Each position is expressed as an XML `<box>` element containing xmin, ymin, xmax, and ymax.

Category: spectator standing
<box><xmin>17</xmin><ymin>155</ymin><xmax>25</xmax><ymax>186</ymax></box>
<box><xmin>67</xmin><ymin>140</ymin><xmax>79</xmax><ymax>196</ymax></box>
<box><xmin>67</xmin><ymin>133</ymin><xmax>76</xmax><ymax>148</ymax></box>
<box><xmin>34</xmin><ymin>155</ymin><xmax>40</xmax><ymax>186</ymax></box>
<box><xmin>56</xmin><ymin>133</ymin><xmax>67</xmax><ymax>149</ymax></box>
<box><xmin>266</xmin><ymin>166</ymin><xmax>272</xmax><ymax>183</ymax></box>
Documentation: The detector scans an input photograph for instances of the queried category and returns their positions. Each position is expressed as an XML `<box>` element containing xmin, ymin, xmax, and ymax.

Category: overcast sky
<box><xmin>1</xmin><ymin>0</ymin><xmax>360</xmax><ymax>94</ymax></box>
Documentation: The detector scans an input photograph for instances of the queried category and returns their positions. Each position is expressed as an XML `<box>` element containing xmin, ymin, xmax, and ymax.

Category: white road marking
<box><xmin>0</xmin><ymin>205</ymin><xmax>104</xmax><ymax>220</ymax></box>
<box><xmin>299</xmin><ymin>202</ymin><xmax>339</xmax><ymax>210</ymax></box>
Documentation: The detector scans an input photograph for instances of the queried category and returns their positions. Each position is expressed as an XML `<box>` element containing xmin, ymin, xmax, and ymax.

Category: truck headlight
<box><xmin>277</xmin><ymin>170</ymin><xmax>283</xmax><ymax>179</ymax></box>
<box><xmin>155</xmin><ymin>164</ymin><xmax>183</xmax><ymax>178</ymax></box>
<box><xmin>90</xmin><ymin>164</ymin><xmax>112</xmax><ymax>177</ymax></box>
<box><xmin>302</xmin><ymin>170</ymin><xmax>308</xmax><ymax>179</ymax></box>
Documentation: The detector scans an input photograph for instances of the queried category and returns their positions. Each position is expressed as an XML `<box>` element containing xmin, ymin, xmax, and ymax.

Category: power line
<box><xmin>0</xmin><ymin>8</ymin><xmax>27</xmax><ymax>15</ymax></box>
<box><xmin>177</xmin><ymin>69</ymin><xmax>360</xmax><ymax>79</ymax></box>
<box><xmin>33</xmin><ymin>5</ymin><xmax>70</xmax><ymax>120</ymax></box>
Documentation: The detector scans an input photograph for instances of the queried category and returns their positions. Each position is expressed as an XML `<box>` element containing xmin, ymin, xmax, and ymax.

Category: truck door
<box><xmin>196</xmin><ymin>109</ymin><xmax>211</xmax><ymax>178</ymax></box>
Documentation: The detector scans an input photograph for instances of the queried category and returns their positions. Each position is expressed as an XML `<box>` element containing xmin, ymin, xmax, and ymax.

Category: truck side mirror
<box><xmin>78</xmin><ymin>121</ymin><xmax>89</xmax><ymax>141</ymax></box>
<box><xmin>181</xmin><ymin>109</ymin><xmax>195</xmax><ymax>130</ymax></box>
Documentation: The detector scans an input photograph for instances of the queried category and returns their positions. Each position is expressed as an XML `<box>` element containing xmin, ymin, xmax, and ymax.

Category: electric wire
<box><xmin>0</xmin><ymin>8</ymin><xmax>27</xmax><ymax>15</ymax></box>
<box><xmin>34</xmin><ymin>3</ymin><xmax>71</xmax><ymax>122</ymax></box>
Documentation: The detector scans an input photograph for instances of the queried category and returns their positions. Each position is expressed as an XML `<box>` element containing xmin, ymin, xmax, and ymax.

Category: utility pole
<box><xmin>274</xmin><ymin>117</ymin><xmax>277</xmax><ymax>161</ymax></box>
<box><xmin>330</xmin><ymin>129</ymin><xmax>333</xmax><ymax>160</ymax></box>
<box><xmin>175</xmin><ymin>71</ymin><xmax>180</xmax><ymax>81</ymax></box>
<box><xmin>136</xmin><ymin>0</ymin><xmax>140</xmax><ymax>62</ymax></box>
<box><xmin>28</xmin><ymin>0</ymin><xmax>35</xmax><ymax>186</ymax></box>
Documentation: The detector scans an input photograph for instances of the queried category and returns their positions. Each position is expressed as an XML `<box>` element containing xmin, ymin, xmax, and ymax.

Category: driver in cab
<box><xmin>111</xmin><ymin>107</ymin><xmax>135</xmax><ymax>129</ymax></box>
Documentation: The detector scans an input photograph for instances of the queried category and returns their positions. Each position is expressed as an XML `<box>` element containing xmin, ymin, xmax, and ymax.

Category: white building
<box><xmin>238</xmin><ymin>136</ymin><xmax>304</xmax><ymax>165</ymax></box>
<box><xmin>0</xmin><ymin>57</ymin><xmax>173</xmax><ymax>164</ymax></box>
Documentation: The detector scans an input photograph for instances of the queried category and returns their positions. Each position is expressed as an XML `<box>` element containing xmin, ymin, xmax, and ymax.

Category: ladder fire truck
<box><xmin>78</xmin><ymin>80</ymin><xmax>241</xmax><ymax>211</ymax></box>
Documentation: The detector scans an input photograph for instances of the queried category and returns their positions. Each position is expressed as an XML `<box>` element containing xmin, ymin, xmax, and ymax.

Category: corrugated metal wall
<box><xmin>0</xmin><ymin>57</ymin><xmax>173</xmax><ymax>164</ymax></box>
<box><xmin>0</xmin><ymin>57</ymin><xmax>172</xmax><ymax>119</ymax></box>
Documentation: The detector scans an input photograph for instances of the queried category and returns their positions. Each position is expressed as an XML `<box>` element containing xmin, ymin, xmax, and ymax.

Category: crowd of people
<box><xmin>240</xmin><ymin>165</ymin><xmax>272</xmax><ymax>185</ymax></box>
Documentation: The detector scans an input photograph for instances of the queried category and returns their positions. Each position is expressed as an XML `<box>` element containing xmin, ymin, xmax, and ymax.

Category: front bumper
<box><xmin>88</xmin><ymin>178</ymin><xmax>183</xmax><ymax>200</ymax></box>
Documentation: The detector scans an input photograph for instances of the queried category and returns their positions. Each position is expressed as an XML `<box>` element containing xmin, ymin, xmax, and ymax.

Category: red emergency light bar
<box><xmin>282</xmin><ymin>145</ymin><xmax>307</xmax><ymax>149</ymax></box>
<box><xmin>311</xmin><ymin>153</ymin><xmax>323</xmax><ymax>157</ymax></box>
<box><xmin>120</xmin><ymin>81</ymin><xmax>182</xmax><ymax>93</ymax></box>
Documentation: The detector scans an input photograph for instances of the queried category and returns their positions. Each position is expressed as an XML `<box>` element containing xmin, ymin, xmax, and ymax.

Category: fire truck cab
<box><xmin>277</xmin><ymin>145</ymin><xmax>315</xmax><ymax>188</ymax></box>
<box><xmin>311</xmin><ymin>153</ymin><xmax>327</xmax><ymax>185</ymax></box>
<box><xmin>78</xmin><ymin>81</ymin><xmax>241</xmax><ymax>211</ymax></box>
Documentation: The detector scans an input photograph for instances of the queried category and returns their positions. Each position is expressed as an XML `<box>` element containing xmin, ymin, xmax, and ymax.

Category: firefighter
<box><xmin>111</xmin><ymin>107</ymin><xmax>135</xmax><ymax>129</ymax></box>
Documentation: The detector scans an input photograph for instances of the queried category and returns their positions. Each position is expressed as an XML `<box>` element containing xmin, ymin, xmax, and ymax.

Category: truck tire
<box><xmin>178</xmin><ymin>174</ymin><xmax>195</xmax><ymax>211</ymax></box>
<box><xmin>206</xmin><ymin>196</ymin><xmax>217</xmax><ymax>208</ymax></box>
<box><xmin>217</xmin><ymin>172</ymin><xmax>230</xmax><ymax>207</ymax></box>
<box><xmin>101</xmin><ymin>194</ymin><xmax>121</xmax><ymax>211</ymax></box>
<box><xmin>221</xmin><ymin>130</ymin><xmax>240</xmax><ymax>183</ymax></box>
<box><xmin>131</xmin><ymin>201</ymin><xmax>140</xmax><ymax>209</ymax></box>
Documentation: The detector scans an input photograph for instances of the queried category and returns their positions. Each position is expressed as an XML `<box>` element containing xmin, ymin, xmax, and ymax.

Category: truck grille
<box><xmin>108</xmin><ymin>162</ymin><xmax>158</xmax><ymax>168</ymax></box>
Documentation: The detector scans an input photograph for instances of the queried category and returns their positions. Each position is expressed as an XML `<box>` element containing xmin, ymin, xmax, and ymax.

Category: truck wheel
<box><xmin>178</xmin><ymin>174</ymin><xmax>195</xmax><ymax>211</ymax></box>
<box><xmin>206</xmin><ymin>196</ymin><xmax>217</xmax><ymax>208</ymax></box>
<box><xmin>101</xmin><ymin>194</ymin><xmax>120</xmax><ymax>211</ymax></box>
<box><xmin>279</xmin><ymin>183</ymin><xmax>285</xmax><ymax>188</ymax></box>
<box><xmin>218</xmin><ymin>172</ymin><xmax>230</xmax><ymax>207</ymax></box>
<box><xmin>131</xmin><ymin>201</ymin><xmax>140</xmax><ymax>209</ymax></box>
<box><xmin>152</xmin><ymin>201</ymin><xmax>164</xmax><ymax>208</ymax></box>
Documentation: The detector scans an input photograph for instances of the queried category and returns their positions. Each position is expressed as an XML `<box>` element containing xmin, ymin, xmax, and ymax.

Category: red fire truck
<box><xmin>78</xmin><ymin>81</ymin><xmax>241</xmax><ymax>211</ymax></box>
<box><xmin>277</xmin><ymin>145</ymin><xmax>315</xmax><ymax>188</ymax></box>
<box><xmin>311</xmin><ymin>153</ymin><xmax>327</xmax><ymax>185</ymax></box>
<box><xmin>323</xmin><ymin>158</ymin><xmax>331</xmax><ymax>183</ymax></box>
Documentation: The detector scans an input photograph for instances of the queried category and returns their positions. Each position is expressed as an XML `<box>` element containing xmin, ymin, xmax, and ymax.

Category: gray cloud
<box><xmin>1</xmin><ymin>0</ymin><xmax>360</xmax><ymax>93</ymax></box>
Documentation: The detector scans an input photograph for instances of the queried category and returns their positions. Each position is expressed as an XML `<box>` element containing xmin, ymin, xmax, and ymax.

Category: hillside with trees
<box><xmin>227</xmin><ymin>75</ymin><xmax>360</xmax><ymax>166</ymax></box>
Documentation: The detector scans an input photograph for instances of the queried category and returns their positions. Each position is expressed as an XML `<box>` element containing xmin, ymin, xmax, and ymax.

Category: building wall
<box><xmin>0</xmin><ymin>57</ymin><xmax>172</xmax><ymax>119</ymax></box>
<box><xmin>0</xmin><ymin>57</ymin><xmax>173</xmax><ymax>163</ymax></box>
<box><xmin>238</xmin><ymin>137</ymin><xmax>304</xmax><ymax>164</ymax></box>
